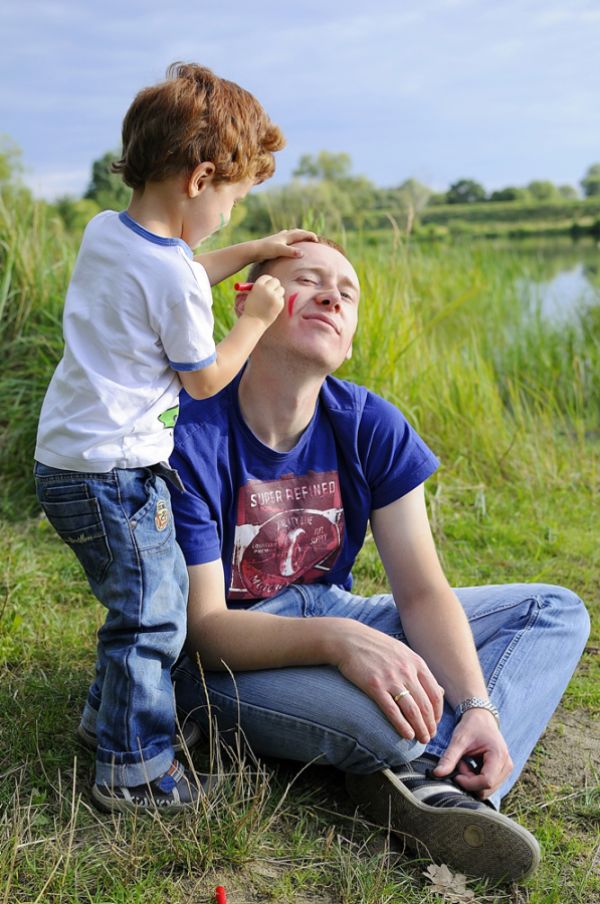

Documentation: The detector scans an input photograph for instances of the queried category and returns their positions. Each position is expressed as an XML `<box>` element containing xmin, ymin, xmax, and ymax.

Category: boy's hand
<box><xmin>242</xmin><ymin>275</ymin><xmax>285</xmax><ymax>326</ymax></box>
<box><xmin>254</xmin><ymin>229</ymin><xmax>318</xmax><ymax>262</ymax></box>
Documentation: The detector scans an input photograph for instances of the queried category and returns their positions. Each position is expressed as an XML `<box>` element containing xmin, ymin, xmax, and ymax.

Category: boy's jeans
<box><xmin>34</xmin><ymin>462</ymin><xmax>188</xmax><ymax>786</ymax></box>
<box><xmin>172</xmin><ymin>581</ymin><xmax>589</xmax><ymax>809</ymax></box>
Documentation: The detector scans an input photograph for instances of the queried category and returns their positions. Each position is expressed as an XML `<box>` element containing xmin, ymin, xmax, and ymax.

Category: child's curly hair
<box><xmin>112</xmin><ymin>62</ymin><xmax>285</xmax><ymax>189</ymax></box>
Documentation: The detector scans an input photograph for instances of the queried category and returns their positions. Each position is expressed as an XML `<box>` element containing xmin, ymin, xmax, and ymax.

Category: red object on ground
<box><xmin>214</xmin><ymin>886</ymin><xmax>228</xmax><ymax>904</ymax></box>
<box><xmin>233</xmin><ymin>282</ymin><xmax>254</xmax><ymax>292</ymax></box>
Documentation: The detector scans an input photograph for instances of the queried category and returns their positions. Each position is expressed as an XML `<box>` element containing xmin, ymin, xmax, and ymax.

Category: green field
<box><xmin>1</xmin><ymin>192</ymin><xmax>598</xmax><ymax>902</ymax></box>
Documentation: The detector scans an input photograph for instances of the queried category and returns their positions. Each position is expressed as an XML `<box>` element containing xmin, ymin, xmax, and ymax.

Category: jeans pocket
<box><xmin>127</xmin><ymin>473</ymin><xmax>175</xmax><ymax>553</ymax></box>
<box><xmin>44</xmin><ymin>482</ymin><xmax>90</xmax><ymax>501</ymax></box>
<box><xmin>40</xmin><ymin>496</ymin><xmax>113</xmax><ymax>583</ymax></box>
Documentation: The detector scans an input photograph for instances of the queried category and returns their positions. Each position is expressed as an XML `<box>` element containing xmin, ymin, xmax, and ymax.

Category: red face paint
<box><xmin>215</xmin><ymin>887</ymin><xmax>228</xmax><ymax>904</ymax></box>
<box><xmin>287</xmin><ymin>292</ymin><xmax>298</xmax><ymax>316</ymax></box>
<box><xmin>234</xmin><ymin>282</ymin><xmax>254</xmax><ymax>292</ymax></box>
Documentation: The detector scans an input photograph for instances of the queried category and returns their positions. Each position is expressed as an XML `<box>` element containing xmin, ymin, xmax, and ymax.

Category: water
<box><xmin>510</xmin><ymin>240</ymin><xmax>600</xmax><ymax>325</ymax></box>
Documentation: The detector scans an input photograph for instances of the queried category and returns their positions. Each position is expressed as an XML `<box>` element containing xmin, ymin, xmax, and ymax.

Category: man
<box><xmin>169</xmin><ymin>238</ymin><xmax>589</xmax><ymax>882</ymax></box>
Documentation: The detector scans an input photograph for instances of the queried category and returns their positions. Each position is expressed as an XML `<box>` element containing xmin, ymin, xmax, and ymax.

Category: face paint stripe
<box><xmin>287</xmin><ymin>292</ymin><xmax>298</xmax><ymax>316</ymax></box>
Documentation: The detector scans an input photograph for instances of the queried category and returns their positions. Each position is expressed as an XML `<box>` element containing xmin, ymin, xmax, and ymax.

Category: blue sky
<box><xmin>2</xmin><ymin>0</ymin><xmax>599</xmax><ymax>199</ymax></box>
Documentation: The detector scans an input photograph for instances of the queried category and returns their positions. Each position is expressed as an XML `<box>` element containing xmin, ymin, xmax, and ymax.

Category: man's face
<box><xmin>253</xmin><ymin>242</ymin><xmax>360</xmax><ymax>371</ymax></box>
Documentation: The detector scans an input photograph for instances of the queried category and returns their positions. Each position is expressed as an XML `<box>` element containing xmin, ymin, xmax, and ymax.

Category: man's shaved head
<box><xmin>246</xmin><ymin>235</ymin><xmax>349</xmax><ymax>284</ymax></box>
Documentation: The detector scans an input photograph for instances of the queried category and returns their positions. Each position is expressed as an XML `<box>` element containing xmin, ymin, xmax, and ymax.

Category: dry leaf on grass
<box><xmin>423</xmin><ymin>863</ymin><xmax>476</xmax><ymax>902</ymax></box>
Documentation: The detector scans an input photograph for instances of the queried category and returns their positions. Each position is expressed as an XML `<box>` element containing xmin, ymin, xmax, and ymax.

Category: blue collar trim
<box><xmin>118</xmin><ymin>211</ymin><xmax>193</xmax><ymax>258</ymax></box>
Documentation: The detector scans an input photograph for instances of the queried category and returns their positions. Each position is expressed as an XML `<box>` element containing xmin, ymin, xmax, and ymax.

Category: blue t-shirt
<box><xmin>170</xmin><ymin>372</ymin><xmax>439</xmax><ymax>604</ymax></box>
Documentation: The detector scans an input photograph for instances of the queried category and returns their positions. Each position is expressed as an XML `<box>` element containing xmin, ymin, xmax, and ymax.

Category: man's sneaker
<box><xmin>77</xmin><ymin>719</ymin><xmax>202</xmax><ymax>756</ymax></box>
<box><xmin>91</xmin><ymin>759</ymin><xmax>217</xmax><ymax>814</ymax></box>
<box><xmin>346</xmin><ymin>755</ymin><xmax>540</xmax><ymax>882</ymax></box>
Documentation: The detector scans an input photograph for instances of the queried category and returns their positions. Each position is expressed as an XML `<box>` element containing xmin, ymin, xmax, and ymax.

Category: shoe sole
<box><xmin>77</xmin><ymin>721</ymin><xmax>202</xmax><ymax>756</ymax></box>
<box><xmin>346</xmin><ymin>769</ymin><xmax>540</xmax><ymax>882</ymax></box>
<box><xmin>91</xmin><ymin>772</ymin><xmax>221</xmax><ymax>815</ymax></box>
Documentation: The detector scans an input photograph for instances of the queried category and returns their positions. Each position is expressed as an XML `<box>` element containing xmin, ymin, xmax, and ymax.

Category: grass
<box><xmin>1</xmin><ymin>190</ymin><xmax>599</xmax><ymax>901</ymax></box>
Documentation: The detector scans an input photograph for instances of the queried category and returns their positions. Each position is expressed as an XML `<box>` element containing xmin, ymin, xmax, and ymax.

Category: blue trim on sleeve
<box><xmin>118</xmin><ymin>211</ymin><xmax>193</xmax><ymax>257</ymax></box>
<box><xmin>169</xmin><ymin>351</ymin><xmax>216</xmax><ymax>372</ymax></box>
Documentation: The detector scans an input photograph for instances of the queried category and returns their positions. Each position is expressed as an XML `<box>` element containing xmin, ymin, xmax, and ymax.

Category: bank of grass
<box><xmin>1</xmin><ymin>193</ymin><xmax>598</xmax><ymax>901</ymax></box>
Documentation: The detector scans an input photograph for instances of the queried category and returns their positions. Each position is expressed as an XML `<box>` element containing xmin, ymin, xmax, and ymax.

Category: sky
<box><xmin>1</xmin><ymin>0</ymin><xmax>599</xmax><ymax>200</ymax></box>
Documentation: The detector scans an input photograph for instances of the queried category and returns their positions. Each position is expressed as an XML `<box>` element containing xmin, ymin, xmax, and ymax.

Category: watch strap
<box><xmin>454</xmin><ymin>697</ymin><xmax>500</xmax><ymax>726</ymax></box>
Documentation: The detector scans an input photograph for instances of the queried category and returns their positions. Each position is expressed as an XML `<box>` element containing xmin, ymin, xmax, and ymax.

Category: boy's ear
<box><xmin>188</xmin><ymin>162</ymin><xmax>215</xmax><ymax>197</ymax></box>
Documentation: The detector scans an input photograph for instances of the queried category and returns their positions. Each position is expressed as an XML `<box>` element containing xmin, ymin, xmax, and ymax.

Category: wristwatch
<box><xmin>455</xmin><ymin>697</ymin><xmax>500</xmax><ymax>726</ymax></box>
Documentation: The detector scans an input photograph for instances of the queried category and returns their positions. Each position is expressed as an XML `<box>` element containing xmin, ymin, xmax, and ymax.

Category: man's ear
<box><xmin>188</xmin><ymin>162</ymin><xmax>215</xmax><ymax>197</ymax></box>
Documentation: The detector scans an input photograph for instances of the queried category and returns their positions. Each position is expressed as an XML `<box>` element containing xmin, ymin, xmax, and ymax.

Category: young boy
<box><xmin>34</xmin><ymin>62</ymin><xmax>315</xmax><ymax>813</ymax></box>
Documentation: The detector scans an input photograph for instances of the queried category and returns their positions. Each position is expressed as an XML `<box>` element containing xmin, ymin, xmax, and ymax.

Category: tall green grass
<box><xmin>1</xmin><ymin>192</ymin><xmax>598</xmax><ymax>517</ymax></box>
<box><xmin>0</xmin><ymin>192</ymin><xmax>77</xmax><ymax>516</ymax></box>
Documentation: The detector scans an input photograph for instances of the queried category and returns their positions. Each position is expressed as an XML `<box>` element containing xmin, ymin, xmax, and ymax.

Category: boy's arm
<box><xmin>177</xmin><ymin>275</ymin><xmax>282</xmax><ymax>399</ymax></box>
<box><xmin>194</xmin><ymin>229</ymin><xmax>317</xmax><ymax>285</ymax></box>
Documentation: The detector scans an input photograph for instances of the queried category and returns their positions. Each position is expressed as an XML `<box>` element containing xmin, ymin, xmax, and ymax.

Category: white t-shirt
<box><xmin>35</xmin><ymin>211</ymin><xmax>216</xmax><ymax>471</ymax></box>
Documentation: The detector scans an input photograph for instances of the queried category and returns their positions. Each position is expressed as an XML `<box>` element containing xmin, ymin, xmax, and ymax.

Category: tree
<box><xmin>557</xmin><ymin>184</ymin><xmax>578</xmax><ymax>200</ymax></box>
<box><xmin>445</xmin><ymin>179</ymin><xmax>487</xmax><ymax>204</ymax></box>
<box><xmin>54</xmin><ymin>196</ymin><xmax>101</xmax><ymax>234</ymax></box>
<box><xmin>526</xmin><ymin>180</ymin><xmax>560</xmax><ymax>202</ymax></box>
<box><xmin>243</xmin><ymin>179</ymin><xmax>354</xmax><ymax>235</ymax></box>
<box><xmin>581</xmin><ymin>163</ymin><xmax>600</xmax><ymax>198</ymax></box>
<box><xmin>84</xmin><ymin>150</ymin><xmax>131</xmax><ymax>210</ymax></box>
<box><xmin>392</xmin><ymin>178</ymin><xmax>432</xmax><ymax>213</ymax></box>
<box><xmin>293</xmin><ymin>150</ymin><xmax>352</xmax><ymax>182</ymax></box>
<box><xmin>489</xmin><ymin>186</ymin><xmax>528</xmax><ymax>202</ymax></box>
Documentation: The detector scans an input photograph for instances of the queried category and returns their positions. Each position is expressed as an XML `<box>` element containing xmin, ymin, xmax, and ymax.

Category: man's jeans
<box><xmin>173</xmin><ymin>582</ymin><xmax>589</xmax><ymax>809</ymax></box>
<box><xmin>35</xmin><ymin>462</ymin><xmax>188</xmax><ymax>786</ymax></box>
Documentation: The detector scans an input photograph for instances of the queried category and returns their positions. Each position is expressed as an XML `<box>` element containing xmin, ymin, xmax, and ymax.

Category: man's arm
<box><xmin>370</xmin><ymin>483</ymin><xmax>513</xmax><ymax>797</ymax></box>
<box><xmin>184</xmin><ymin>558</ymin><xmax>444</xmax><ymax>743</ymax></box>
<box><xmin>185</xmin><ymin>558</ymin><xmax>334</xmax><ymax>669</ymax></box>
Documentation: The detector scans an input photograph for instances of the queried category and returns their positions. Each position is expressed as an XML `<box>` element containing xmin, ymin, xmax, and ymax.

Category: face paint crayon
<box><xmin>234</xmin><ymin>282</ymin><xmax>254</xmax><ymax>292</ymax></box>
<box><xmin>287</xmin><ymin>292</ymin><xmax>298</xmax><ymax>316</ymax></box>
<box><xmin>215</xmin><ymin>887</ymin><xmax>228</xmax><ymax>904</ymax></box>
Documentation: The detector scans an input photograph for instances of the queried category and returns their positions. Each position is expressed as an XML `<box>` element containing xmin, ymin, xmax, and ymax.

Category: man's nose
<box><xmin>315</xmin><ymin>289</ymin><xmax>341</xmax><ymax>311</ymax></box>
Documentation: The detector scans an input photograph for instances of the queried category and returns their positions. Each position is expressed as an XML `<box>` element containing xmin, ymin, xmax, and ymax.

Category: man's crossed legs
<box><xmin>173</xmin><ymin>582</ymin><xmax>589</xmax><ymax>881</ymax></box>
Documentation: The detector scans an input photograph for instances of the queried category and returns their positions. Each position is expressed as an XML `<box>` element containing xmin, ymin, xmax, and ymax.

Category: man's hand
<box><xmin>242</xmin><ymin>274</ymin><xmax>285</xmax><ymax>326</ymax></box>
<box><xmin>333</xmin><ymin>620</ymin><xmax>445</xmax><ymax>743</ymax></box>
<box><xmin>253</xmin><ymin>229</ymin><xmax>318</xmax><ymax>262</ymax></box>
<box><xmin>433</xmin><ymin>708</ymin><xmax>513</xmax><ymax>798</ymax></box>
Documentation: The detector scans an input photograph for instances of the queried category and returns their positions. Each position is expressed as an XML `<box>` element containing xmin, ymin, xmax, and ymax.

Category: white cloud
<box><xmin>2</xmin><ymin>0</ymin><xmax>600</xmax><ymax>196</ymax></box>
<box><xmin>24</xmin><ymin>167</ymin><xmax>90</xmax><ymax>200</ymax></box>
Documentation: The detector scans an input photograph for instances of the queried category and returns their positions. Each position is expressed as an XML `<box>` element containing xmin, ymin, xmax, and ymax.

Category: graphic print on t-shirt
<box><xmin>229</xmin><ymin>470</ymin><xmax>345</xmax><ymax>599</ymax></box>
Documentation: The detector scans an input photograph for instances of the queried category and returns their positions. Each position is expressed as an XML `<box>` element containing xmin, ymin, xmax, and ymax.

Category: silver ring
<box><xmin>393</xmin><ymin>690</ymin><xmax>411</xmax><ymax>703</ymax></box>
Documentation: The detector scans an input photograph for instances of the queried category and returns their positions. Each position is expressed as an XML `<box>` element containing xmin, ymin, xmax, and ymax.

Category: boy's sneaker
<box><xmin>77</xmin><ymin>719</ymin><xmax>202</xmax><ymax>756</ymax></box>
<box><xmin>346</xmin><ymin>755</ymin><xmax>540</xmax><ymax>883</ymax></box>
<box><xmin>91</xmin><ymin>759</ymin><xmax>217</xmax><ymax>814</ymax></box>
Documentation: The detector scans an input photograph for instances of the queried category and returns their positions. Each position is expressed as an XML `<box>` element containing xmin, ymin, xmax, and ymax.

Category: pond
<box><xmin>508</xmin><ymin>240</ymin><xmax>600</xmax><ymax>325</ymax></box>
